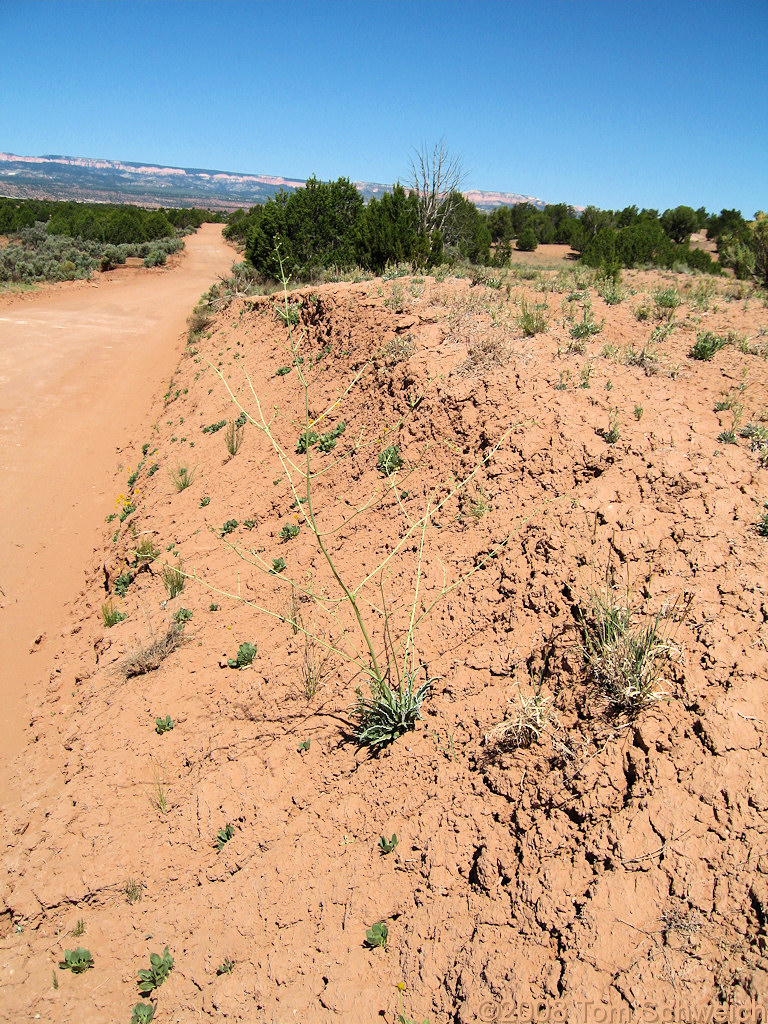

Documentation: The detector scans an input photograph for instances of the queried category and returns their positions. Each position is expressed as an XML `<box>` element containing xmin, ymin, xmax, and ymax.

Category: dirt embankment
<box><xmin>0</xmin><ymin>224</ymin><xmax>236</xmax><ymax>777</ymax></box>
<box><xmin>1</xmin><ymin>263</ymin><xmax>767</xmax><ymax>1022</ymax></box>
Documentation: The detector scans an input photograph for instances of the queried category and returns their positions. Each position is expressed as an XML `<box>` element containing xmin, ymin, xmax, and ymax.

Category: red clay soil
<box><xmin>1</xmin><ymin>262</ymin><xmax>767</xmax><ymax>1023</ymax></box>
<box><xmin>0</xmin><ymin>224</ymin><xmax>236</xmax><ymax>777</ymax></box>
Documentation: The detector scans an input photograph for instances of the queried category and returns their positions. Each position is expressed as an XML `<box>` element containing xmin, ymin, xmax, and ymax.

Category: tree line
<box><xmin>225</xmin><ymin>181</ymin><xmax>767</xmax><ymax>287</ymax></box>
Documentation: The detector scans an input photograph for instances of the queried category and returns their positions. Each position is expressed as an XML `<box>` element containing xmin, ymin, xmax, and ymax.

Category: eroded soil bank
<box><xmin>1</xmin><ymin>263</ymin><xmax>767</xmax><ymax>1022</ymax></box>
<box><xmin>0</xmin><ymin>224</ymin><xmax>235</xmax><ymax>777</ymax></box>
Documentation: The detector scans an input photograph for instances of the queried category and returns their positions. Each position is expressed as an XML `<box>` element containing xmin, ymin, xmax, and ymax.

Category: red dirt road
<box><xmin>0</xmin><ymin>225</ymin><xmax>234</xmax><ymax>787</ymax></box>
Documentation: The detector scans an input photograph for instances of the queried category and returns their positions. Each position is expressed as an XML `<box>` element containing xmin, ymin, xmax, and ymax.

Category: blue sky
<box><xmin>1</xmin><ymin>0</ymin><xmax>766</xmax><ymax>215</ymax></box>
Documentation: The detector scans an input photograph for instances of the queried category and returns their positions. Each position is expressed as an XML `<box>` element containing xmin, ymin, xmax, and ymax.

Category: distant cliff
<box><xmin>0</xmin><ymin>151</ymin><xmax>546</xmax><ymax>211</ymax></box>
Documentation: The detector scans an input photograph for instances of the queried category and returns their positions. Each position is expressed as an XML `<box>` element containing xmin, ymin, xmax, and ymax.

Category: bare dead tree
<box><xmin>408</xmin><ymin>138</ymin><xmax>467</xmax><ymax>244</ymax></box>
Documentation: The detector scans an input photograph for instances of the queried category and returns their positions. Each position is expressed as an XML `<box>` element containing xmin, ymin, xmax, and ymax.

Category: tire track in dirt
<box><xmin>0</xmin><ymin>225</ymin><xmax>235</xmax><ymax>786</ymax></box>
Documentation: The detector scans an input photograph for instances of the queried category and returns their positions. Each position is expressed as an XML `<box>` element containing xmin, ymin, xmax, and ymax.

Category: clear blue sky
<box><xmin>1</xmin><ymin>0</ymin><xmax>766</xmax><ymax>215</ymax></box>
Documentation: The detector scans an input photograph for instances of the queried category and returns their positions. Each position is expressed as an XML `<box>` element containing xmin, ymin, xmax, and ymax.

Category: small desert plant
<box><xmin>70</xmin><ymin>919</ymin><xmax>85</xmax><ymax>937</ymax></box>
<box><xmin>605</xmin><ymin>407</ymin><xmax>620</xmax><ymax>444</ymax></box>
<box><xmin>155</xmin><ymin>715</ymin><xmax>175</xmax><ymax>734</ymax></box>
<box><xmin>717</xmin><ymin>429</ymin><xmax>737</xmax><ymax>444</ymax></box>
<box><xmin>570</xmin><ymin>305</ymin><xmax>603</xmax><ymax>339</ymax></box>
<box><xmin>653</xmin><ymin>287</ymin><xmax>681</xmax><ymax>319</ymax></box>
<box><xmin>224</xmin><ymin>416</ymin><xmax>245</xmax><ymax>456</ymax></box>
<box><xmin>378</xmin><ymin>445</ymin><xmax>403</xmax><ymax>476</ymax></box>
<box><xmin>59</xmin><ymin>948</ymin><xmax>94</xmax><ymax>973</ymax></box>
<box><xmin>102</xmin><ymin>600</ymin><xmax>127</xmax><ymax>627</ymax></box>
<box><xmin>296</xmin><ymin>429</ymin><xmax>319</xmax><ymax>454</ymax></box>
<box><xmin>275</xmin><ymin>301</ymin><xmax>301</xmax><ymax>325</ymax></box>
<box><xmin>382</xmin><ymin>334</ymin><xmax>415</xmax><ymax>365</ymax></box>
<box><xmin>485</xmin><ymin>674</ymin><xmax>557</xmax><ymax>750</ymax></box>
<box><xmin>467</xmin><ymin>486</ymin><xmax>490</xmax><ymax>520</ymax></box>
<box><xmin>364</xmin><ymin>921</ymin><xmax>388</xmax><ymax>949</ymax></box>
<box><xmin>220</xmin><ymin>519</ymin><xmax>238</xmax><ymax>537</ymax></box>
<box><xmin>217</xmin><ymin>958</ymin><xmax>235</xmax><ymax>975</ymax></box>
<box><xmin>271</xmin><ymin>557</ymin><xmax>287</xmax><ymax>573</ymax></box>
<box><xmin>689</xmin><ymin>330</ymin><xmax>728</xmax><ymax>361</ymax></box>
<box><xmin>378</xmin><ymin>834</ymin><xmax>398</xmax><ymax>855</ymax></box>
<box><xmin>279</xmin><ymin>523</ymin><xmax>301</xmax><ymax>541</ymax></box>
<box><xmin>757</xmin><ymin>507</ymin><xmax>768</xmax><ymax>537</ymax></box>
<box><xmin>202</xmin><ymin>419</ymin><xmax>227</xmax><ymax>434</ymax></box>
<box><xmin>172</xmin><ymin>607</ymin><xmax>192</xmax><ymax>625</ymax></box>
<box><xmin>216</xmin><ymin>824</ymin><xmax>235</xmax><ymax>851</ymax></box>
<box><xmin>580</xmin><ymin>588</ymin><xmax>678</xmax><ymax>715</ymax></box>
<box><xmin>132</xmin><ymin>536</ymin><xmax>159</xmax><ymax>564</ymax></box>
<box><xmin>161</xmin><ymin>561</ymin><xmax>185</xmax><ymax>598</ymax></box>
<box><xmin>634</xmin><ymin>404</ymin><xmax>644</xmax><ymax>421</ymax></box>
<box><xmin>351</xmin><ymin>665</ymin><xmax>434</xmax><ymax>748</ymax></box>
<box><xmin>114</xmin><ymin>571</ymin><xmax>133</xmax><ymax>598</ymax></box>
<box><xmin>518</xmin><ymin>298</ymin><xmax>549</xmax><ymax>336</ymax></box>
<box><xmin>169</xmin><ymin>465</ymin><xmax>196</xmax><ymax>491</ymax></box>
<box><xmin>227</xmin><ymin>641</ymin><xmax>257</xmax><ymax>669</ymax></box>
<box><xmin>124</xmin><ymin>878</ymin><xmax>144</xmax><ymax>904</ymax></box>
<box><xmin>122</xmin><ymin>623</ymin><xmax>186</xmax><ymax>678</ymax></box>
<box><xmin>275</xmin><ymin>365</ymin><xmax>292</xmax><ymax>376</ymax></box>
<box><xmin>137</xmin><ymin>947</ymin><xmax>174</xmax><ymax>996</ymax></box>
<box><xmin>131</xmin><ymin>1005</ymin><xmax>156</xmax><ymax>1024</ymax></box>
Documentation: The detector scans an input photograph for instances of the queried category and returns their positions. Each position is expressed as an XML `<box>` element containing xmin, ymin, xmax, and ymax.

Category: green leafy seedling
<box><xmin>59</xmin><ymin>947</ymin><xmax>94</xmax><ymax>973</ymax></box>
<box><xmin>364</xmin><ymin>921</ymin><xmax>388</xmax><ymax>949</ymax></box>
<box><xmin>279</xmin><ymin>523</ymin><xmax>300</xmax><ymax>541</ymax></box>
<box><xmin>137</xmin><ymin>946</ymin><xmax>173</xmax><ymax>996</ymax></box>
<box><xmin>297</xmin><ymin>739</ymin><xmax>311</xmax><ymax>753</ymax></box>
<box><xmin>217</xmin><ymin>957</ymin><xmax>235</xmax><ymax>975</ymax></box>
<box><xmin>271</xmin><ymin>557</ymin><xmax>287</xmax><ymax>574</ymax></box>
<box><xmin>172</xmin><ymin>607</ymin><xmax>192</xmax><ymax>625</ymax></box>
<box><xmin>377</xmin><ymin>445</ymin><xmax>403</xmax><ymax>476</ymax></box>
<box><xmin>131</xmin><ymin>1004</ymin><xmax>156</xmax><ymax>1024</ymax></box>
<box><xmin>227</xmin><ymin>641</ymin><xmax>257</xmax><ymax>669</ymax></box>
<box><xmin>296</xmin><ymin>429</ymin><xmax>319</xmax><ymax>454</ymax></box>
<box><xmin>216</xmin><ymin>824</ymin><xmax>235</xmax><ymax>852</ymax></box>
<box><xmin>220</xmin><ymin>519</ymin><xmax>239</xmax><ymax>537</ymax></box>
<box><xmin>155</xmin><ymin>715</ymin><xmax>174</xmax><ymax>735</ymax></box>
<box><xmin>378</xmin><ymin>834</ymin><xmax>398</xmax><ymax>855</ymax></box>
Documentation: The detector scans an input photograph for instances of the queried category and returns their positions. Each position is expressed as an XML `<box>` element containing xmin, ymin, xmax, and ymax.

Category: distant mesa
<box><xmin>0</xmin><ymin>151</ymin><xmax>545</xmax><ymax>212</ymax></box>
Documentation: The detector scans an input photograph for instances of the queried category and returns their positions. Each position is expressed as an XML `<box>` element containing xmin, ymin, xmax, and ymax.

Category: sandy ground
<box><xmin>0</xmin><ymin>225</ymin><xmax>235</xmax><ymax>783</ymax></box>
<box><xmin>1</xmin><ymin>260</ymin><xmax>767</xmax><ymax>1023</ymax></box>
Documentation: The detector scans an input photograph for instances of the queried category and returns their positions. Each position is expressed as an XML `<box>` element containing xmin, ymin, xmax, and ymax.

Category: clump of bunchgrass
<box><xmin>102</xmin><ymin>600</ymin><xmax>127</xmax><ymax>627</ymax></box>
<box><xmin>161</xmin><ymin>560</ymin><xmax>185</xmax><ymax>598</ymax></box>
<box><xmin>517</xmin><ymin>297</ymin><xmax>549</xmax><ymax>336</ymax></box>
<box><xmin>689</xmin><ymin>330</ymin><xmax>728</xmax><ymax>361</ymax></box>
<box><xmin>485</xmin><ymin>677</ymin><xmax>558</xmax><ymax>750</ymax></box>
<box><xmin>580</xmin><ymin>588</ymin><xmax>679</xmax><ymax>715</ymax></box>
<box><xmin>169</xmin><ymin>465</ymin><xmax>196</xmax><ymax>491</ymax></box>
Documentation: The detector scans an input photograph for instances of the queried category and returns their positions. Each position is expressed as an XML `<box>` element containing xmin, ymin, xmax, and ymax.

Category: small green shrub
<box><xmin>59</xmin><ymin>948</ymin><xmax>94</xmax><ymax>973</ymax></box>
<box><xmin>518</xmin><ymin>298</ymin><xmax>548</xmax><ymax>336</ymax></box>
<box><xmin>717</xmin><ymin>429</ymin><xmax>737</xmax><ymax>444</ymax></box>
<box><xmin>279</xmin><ymin>523</ymin><xmax>300</xmax><ymax>541</ymax></box>
<box><xmin>227</xmin><ymin>641</ymin><xmax>257</xmax><ymax>669</ymax></box>
<box><xmin>202</xmin><ymin>419</ymin><xmax>227</xmax><ymax>434</ymax></box>
<box><xmin>275</xmin><ymin>365</ymin><xmax>292</xmax><ymax>376</ymax></box>
<box><xmin>133</xmin><ymin>536</ymin><xmax>159</xmax><ymax>564</ymax></box>
<box><xmin>364</xmin><ymin>921</ymin><xmax>388</xmax><ymax>949</ymax></box>
<box><xmin>216</xmin><ymin>824</ymin><xmax>235</xmax><ymax>851</ymax></box>
<box><xmin>220</xmin><ymin>519</ymin><xmax>239</xmax><ymax>537</ymax></box>
<box><xmin>172</xmin><ymin>607</ymin><xmax>192</xmax><ymax>625</ymax></box>
<box><xmin>689</xmin><ymin>331</ymin><xmax>728</xmax><ymax>361</ymax></box>
<box><xmin>137</xmin><ymin>947</ymin><xmax>173</xmax><ymax>996</ymax></box>
<box><xmin>271</xmin><ymin>557</ymin><xmax>287</xmax><ymax>574</ymax></box>
<box><xmin>200</xmin><ymin>495</ymin><xmax>211</xmax><ymax>507</ymax></box>
<box><xmin>605</xmin><ymin>407</ymin><xmax>620</xmax><ymax>444</ymax></box>
<box><xmin>102</xmin><ymin>600</ymin><xmax>127</xmax><ymax>627</ymax></box>
<box><xmin>275</xmin><ymin>301</ymin><xmax>300</xmax><ymax>326</ymax></box>
<box><xmin>570</xmin><ymin>307</ymin><xmax>603</xmax><ymax>339</ymax></box>
<box><xmin>757</xmin><ymin>508</ymin><xmax>768</xmax><ymax>537</ymax></box>
<box><xmin>155</xmin><ymin>715</ymin><xmax>175</xmax><ymax>734</ymax></box>
<box><xmin>377</xmin><ymin>445</ymin><xmax>403</xmax><ymax>476</ymax></box>
<box><xmin>653</xmin><ymin>287</ymin><xmax>681</xmax><ymax>319</ymax></box>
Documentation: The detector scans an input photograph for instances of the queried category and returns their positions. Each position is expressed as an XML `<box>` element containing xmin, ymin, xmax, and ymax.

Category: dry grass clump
<box><xmin>581</xmin><ymin>588</ymin><xmax>680</xmax><ymax>715</ymax></box>
<box><xmin>463</xmin><ymin>328</ymin><xmax>511</xmax><ymax>371</ymax></box>
<box><xmin>382</xmin><ymin>333</ymin><xmax>415</xmax><ymax>365</ymax></box>
<box><xmin>485</xmin><ymin>677</ymin><xmax>558</xmax><ymax>750</ymax></box>
<box><xmin>121</xmin><ymin>623</ymin><xmax>187</xmax><ymax>678</ymax></box>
